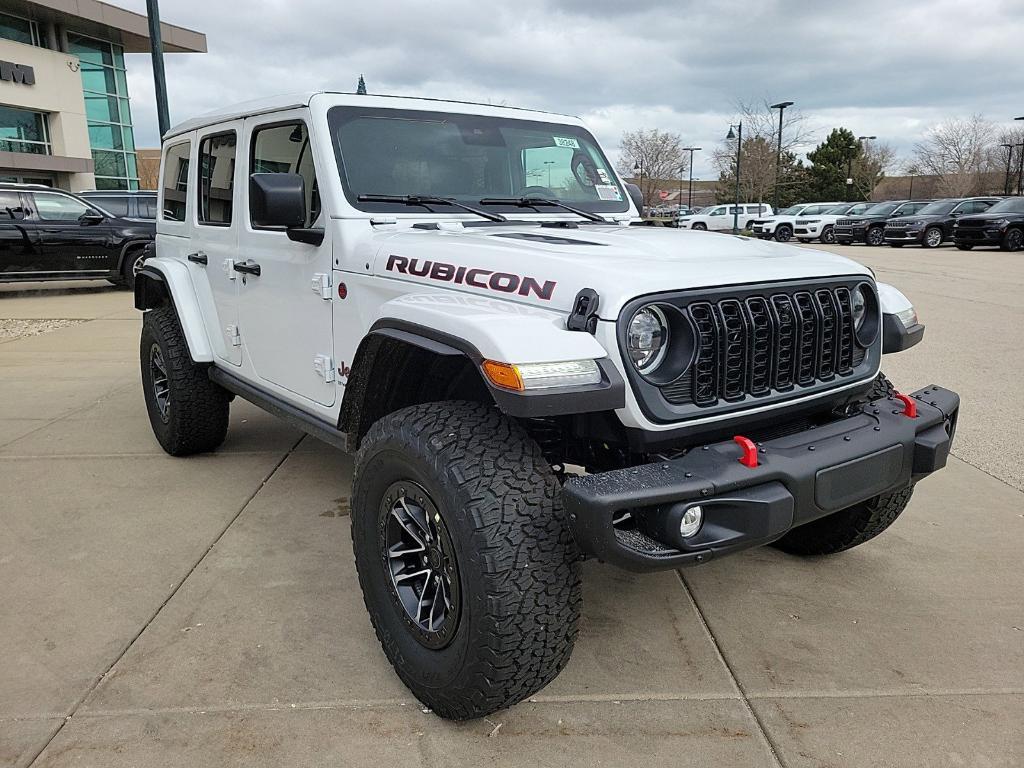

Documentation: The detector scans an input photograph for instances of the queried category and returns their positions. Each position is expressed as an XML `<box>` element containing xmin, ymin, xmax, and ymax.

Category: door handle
<box><xmin>232</xmin><ymin>259</ymin><xmax>261</xmax><ymax>276</ymax></box>
<box><xmin>187</xmin><ymin>252</ymin><xmax>208</xmax><ymax>265</ymax></box>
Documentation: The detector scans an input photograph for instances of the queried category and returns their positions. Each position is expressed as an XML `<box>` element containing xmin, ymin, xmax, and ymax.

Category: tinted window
<box><xmin>916</xmin><ymin>200</ymin><xmax>957</xmax><ymax>216</ymax></box>
<box><xmin>894</xmin><ymin>202</ymin><xmax>928</xmax><ymax>216</ymax></box>
<box><xmin>984</xmin><ymin>197</ymin><xmax>1024</xmax><ymax>214</ymax></box>
<box><xmin>138</xmin><ymin>196</ymin><xmax>157</xmax><ymax>219</ymax></box>
<box><xmin>198</xmin><ymin>132</ymin><xmax>236</xmax><ymax>225</ymax></box>
<box><xmin>0</xmin><ymin>191</ymin><xmax>25</xmax><ymax>219</ymax></box>
<box><xmin>161</xmin><ymin>141</ymin><xmax>190</xmax><ymax>222</ymax></box>
<box><xmin>250</xmin><ymin>122</ymin><xmax>320</xmax><ymax>228</ymax></box>
<box><xmin>96</xmin><ymin>196</ymin><xmax>129</xmax><ymax>216</ymax></box>
<box><xmin>33</xmin><ymin>194</ymin><xmax>91</xmax><ymax>221</ymax></box>
<box><xmin>863</xmin><ymin>202</ymin><xmax>898</xmax><ymax>216</ymax></box>
<box><xmin>956</xmin><ymin>200</ymin><xmax>994</xmax><ymax>215</ymax></box>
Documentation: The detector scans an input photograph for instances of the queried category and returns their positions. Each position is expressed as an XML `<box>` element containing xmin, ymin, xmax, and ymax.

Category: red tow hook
<box><xmin>894</xmin><ymin>391</ymin><xmax>918</xmax><ymax>418</ymax></box>
<box><xmin>733</xmin><ymin>435</ymin><xmax>759</xmax><ymax>468</ymax></box>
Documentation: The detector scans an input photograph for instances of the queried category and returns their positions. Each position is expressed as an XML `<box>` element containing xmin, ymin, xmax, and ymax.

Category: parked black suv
<box><xmin>0</xmin><ymin>184</ymin><xmax>154</xmax><ymax>287</ymax></box>
<box><xmin>884</xmin><ymin>197</ymin><xmax>1001</xmax><ymax>248</ymax></box>
<box><xmin>833</xmin><ymin>200</ymin><xmax>932</xmax><ymax>246</ymax></box>
<box><xmin>952</xmin><ymin>197</ymin><xmax>1024</xmax><ymax>251</ymax></box>
<box><xmin>79</xmin><ymin>189</ymin><xmax>157</xmax><ymax>221</ymax></box>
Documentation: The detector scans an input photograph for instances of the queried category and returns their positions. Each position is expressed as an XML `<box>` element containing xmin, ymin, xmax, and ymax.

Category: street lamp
<box><xmin>633</xmin><ymin>159</ymin><xmax>644</xmax><ymax>211</ymax></box>
<box><xmin>770</xmin><ymin>101</ymin><xmax>793</xmax><ymax>210</ymax></box>
<box><xmin>1015</xmin><ymin>117</ymin><xmax>1024</xmax><ymax>195</ymax></box>
<box><xmin>855</xmin><ymin>135</ymin><xmax>876</xmax><ymax>201</ymax></box>
<box><xmin>543</xmin><ymin>160</ymin><xmax>556</xmax><ymax>188</ymax></box>
<box><xmin>726</xmin><ymin>122</ymin><xmax>742</xmax><ymax>234</ymax></box>
<box><xmin>681</xmin><ymin>146</ymin><xmax>702</xmax><ymax>210</ymax></box>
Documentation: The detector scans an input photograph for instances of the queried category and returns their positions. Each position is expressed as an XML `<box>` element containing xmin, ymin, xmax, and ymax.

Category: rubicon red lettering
<box><xmin>386</xmin><ymin>255</ymin><xmax>556</xmax><ymax>300</ymax></box>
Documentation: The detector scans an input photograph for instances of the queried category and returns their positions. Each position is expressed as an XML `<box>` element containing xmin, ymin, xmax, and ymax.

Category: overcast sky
<box><xmin>119</xmin><ymin>0</ymin><xmax>1024</xmax><ymax>179</ymax></box>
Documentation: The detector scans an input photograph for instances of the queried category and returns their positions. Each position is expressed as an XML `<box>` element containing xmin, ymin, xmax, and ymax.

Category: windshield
<box><xmin>983</xmin><ymin>197</ymin><xmax>1024</xmax><ymax>214</ymax></box>
<box><xmin>915</xmin><ymin>200</ymin><xmax>957</xmax><ymax>215</ymax></box>
<box><xmin>894</xmin><ymin>201</ymin><xmax>930</xmax><ymax>216</ymax></box>
<box><xmin>823</xmin><ymin>204</ymin><xmax>852</xmax><ymax>215</ymax></box>
<box><xmin>863</xmin><ymin>202</ymin><xmax>898</xmax><ymax>216</ymax></box>
<box><xmin>846</xmin><ymin>203</ymin><xmax>873</xmax><ymax>215</ymax></box>
<box><xmin>328</xmin><ymin>107</ymin><xmax>628</xmax><ymax>215</ymax></box>
<box><xmin>779</xmin><ymin>205</ymin><xmax>804</xmax><ymax>215</ymax></box>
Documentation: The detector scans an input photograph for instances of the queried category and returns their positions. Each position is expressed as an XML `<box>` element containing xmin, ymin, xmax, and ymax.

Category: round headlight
<box><xmin>851</xmin><ymin>285</ymin><xmax>867</xmax><ymax>330</ymax></box>
<box><xmin>627</xmin><ymin>306</ymin><xmax>668</xmax><ymax>372</ymax></box>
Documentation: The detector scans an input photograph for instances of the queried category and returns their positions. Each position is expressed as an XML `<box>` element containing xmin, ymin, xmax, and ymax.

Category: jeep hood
<box><xmin>368</xmin><ymin>223</ymin><xmax>872</xmax><ymax>319</ymax></box>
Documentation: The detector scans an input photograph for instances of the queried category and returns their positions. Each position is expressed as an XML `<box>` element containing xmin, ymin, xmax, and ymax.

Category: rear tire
<box><xmin>140</xmin><ymin>307</ymin><xmax>229</xmax><ymax>456</ymax></box>
<box><xmin>351</xmin><ymin>401</ymin><xmax>582</xmax><ymax>720</ymax></box>
<box><xmin>120</xmin><ymin>246</ymin><xmax>146</xmax><ymax>291</ymax></box>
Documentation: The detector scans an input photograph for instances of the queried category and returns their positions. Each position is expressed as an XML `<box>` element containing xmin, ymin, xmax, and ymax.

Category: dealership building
<box><xmin>0</xmin><ymin>0</ymin><xmax>204</xmax><ymax>190</ymax></box>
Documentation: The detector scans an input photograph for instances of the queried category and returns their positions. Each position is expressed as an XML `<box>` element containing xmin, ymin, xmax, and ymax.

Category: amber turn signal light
<box><xmin>481</xmin><ymin>360</ymin><xmax>524</xmax><ymax>391</ymax></box>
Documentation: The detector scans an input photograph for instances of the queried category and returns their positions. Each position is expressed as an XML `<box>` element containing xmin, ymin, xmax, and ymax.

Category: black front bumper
<box><xmin>563</xmin><ymin>384</ymin><xmax>959</xmax><ymax>571</ymax></box>
<box><xmin>954</xmin><ymin>229</ymin><xmax>1002</xmax><ymax>246</ymax></box>
<box><xmin>834</xmin><ymin>226</ymin><xmax>865</xmax><ymax>243</ymax></box>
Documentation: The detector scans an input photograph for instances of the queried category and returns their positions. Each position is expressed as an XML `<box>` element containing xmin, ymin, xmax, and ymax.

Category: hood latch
<box><xmin>566</xmin><ymin>288</ymin><xmax>600</xmax><ymax>333</ymax></box>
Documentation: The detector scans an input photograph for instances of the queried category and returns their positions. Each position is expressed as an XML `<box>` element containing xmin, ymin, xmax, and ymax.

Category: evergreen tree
<box><xmin>806</xmin><ymin>128</ymin><xmax>862</xmax><ymax>201</ymax></box>
<box><xmin>357</xmin><ymin>74</ymin><xmax>367</xmax><ymax>95</ymax></box>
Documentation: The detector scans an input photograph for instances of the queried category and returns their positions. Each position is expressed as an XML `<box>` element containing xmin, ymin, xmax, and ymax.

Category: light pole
<box><xmin>681</xmin><ymin>146</ymin><xmax>701</xmax><ymax>209</ymax></box>
<box><xmin>770</xmin><ymin>101</ymin><xmax>793</xmax><ymax>210</ymax></box>
<box><xmin>1001</xmin><ymin>143</ymin><xmax>1015</xmax><ymax>195</ymax></box>
<box><xmin>146</xmin><ymin>0</ymin><xmax>170</xmax><ymax>137</ymax></box>
<box><xmin>543</xmin><ymin>160</ymin><xmax>555</xmax><ymax>188</ymax></box>
<box><xmin>1015</xmin><ymin>117</ymin><xmax>1024</xmax><ymax>195</ymax></box>
<box><xmin>855</xmin><ymin>135</ymin><xmax>876</xmax><ymax>201</ymax></box>
<box><xmin>726</xmin><ymin>123</ymin><xmax>743</xmax><ymax>234</ymax></box>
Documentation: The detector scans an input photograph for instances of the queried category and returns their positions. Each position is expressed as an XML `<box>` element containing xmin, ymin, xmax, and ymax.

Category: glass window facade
<box><xmin>68</xmin><ymin>33</ymin><xmax>139</xmax><ymax>190</ymax></box>
<box><xmin>0</xmin><ymin>105</ymin><xmax>51</xmax><ymax>155</ymax></box>
<box><xmin>0</xmin><ymin>11</ymin><xmax>44</xmax><ymax>47</ymax></box>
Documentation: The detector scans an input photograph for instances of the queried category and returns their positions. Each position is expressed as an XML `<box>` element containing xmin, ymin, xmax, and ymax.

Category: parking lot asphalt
<box><xmin>2</xmin><ymin>243</ymin><xmax>1022</xmax><ymax>768</ymax></box>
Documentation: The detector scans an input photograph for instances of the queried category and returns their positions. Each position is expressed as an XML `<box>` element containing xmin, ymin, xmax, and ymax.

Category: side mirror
<box><xmin>250</xmin><ymin>172</ymin><xmax>306</xmax><ymax>228</ymax></box>
<box><xmin>79</xmin><ymin>210</ymin><xmax>105</xmax><ymax>225</ymax></box>
<box><xmin>624</xmin><ymin>182</ymin><xmax>644</xmax><ymax>214</ymax></box>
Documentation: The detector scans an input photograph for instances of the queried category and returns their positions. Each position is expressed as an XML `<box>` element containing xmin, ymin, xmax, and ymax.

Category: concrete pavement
<box><xmin>1</xmin><ymin>246</ymin><xmax>1022</xmax><ymax>767</ymax></box>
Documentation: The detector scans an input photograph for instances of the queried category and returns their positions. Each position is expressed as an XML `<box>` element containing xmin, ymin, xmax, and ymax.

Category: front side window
<box><xmin>161</xmin><ymin>141</ymin><xmax>190</xmax><ymax>222</ymax></box>
<box><xmin>709</xmin><ymin>207</ymin><xmax>725</xmax><ymax>216</ymax></box>
<box><xmin>32</xmin><ymin>194</ymin><xmax>92</xmax><ymax>221</ymax></box>
<box><xmin>250</xmin><ymin>122</ymin><xmax>320</xmax><ymax>228</ymax></box>
<box><xmin>328</xmin><ymin>107</ymin><xmax>627</xmax><ymax>215</ymax></box>
<box><xmin>0</xmin><ymin>191</ymin><xmax>25</xmax><ymax>219</ymax></box>
<box><xmin>198</xmin><ymin>132</ymin><xmax>236</xmax><ymax>225</ymax></box>
<box><xmin>984</xmin><ymin>197</ymin><xmax>1024</xmax><ymax>214</ymax></box>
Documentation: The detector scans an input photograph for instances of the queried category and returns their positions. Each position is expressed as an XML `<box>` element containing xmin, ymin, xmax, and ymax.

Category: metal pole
<box><xmin>1001</xmin><ymin>145</ymin><xmax>1013</xmax><ymax>195</ymax></box>
<box><xmin>146</xmin><ymin>0</ymin><xmax>171</xmax><ymax>138</ymax></box>
<box><xmin>687</xmin><ymin>154</ymin><xmax>694</xmax><ymax>208</ymax></box>
<box><xmin>908</xmin><ymin>174</ymin><xmax>913</xmax><ymax>199</ymax></box>
<box><xmin>733</xmin><ymin>123</ymin><xmax>742</xmax><ymax>235</ymax></box>
<box><xmin>1017</xmin><ymin>143</ymin><xmax>1024</xmax><ymax>196</ymax></box>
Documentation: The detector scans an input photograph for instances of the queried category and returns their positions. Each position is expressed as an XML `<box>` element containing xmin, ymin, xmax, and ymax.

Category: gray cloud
<box><xmin>120</xmin><ymin>0</ymin><xmax>1024</xmax><ymax>177</ymax></box>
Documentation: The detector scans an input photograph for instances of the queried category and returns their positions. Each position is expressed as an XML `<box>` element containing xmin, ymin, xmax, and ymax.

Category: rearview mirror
<box><xmin>250</xmin><ymin>172</ymin><xmax>306</xmax><ymax>229</ymax></box>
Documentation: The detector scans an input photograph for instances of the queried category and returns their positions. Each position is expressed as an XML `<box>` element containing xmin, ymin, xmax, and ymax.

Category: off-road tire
<box><xmin>351</xmin><ymin>401</ymin><xmax>582</xmax><ymax>720</ymax></box>
<box><xmin>775</xmin><ymin>225</ymin><xmax>793</xmax><ymax>242</ymax></box>
<box><xmin>866</xmin><ymin>226</ymin><xmax>886</xmax><ymax>246</ymax></box>
<box><xmin>140</xmin><ymin>307</ymin><xmax>229</xmax><ymax>456</ymax></box>
<box><xmin>772</xmin><ymin>372</ymin><xmax>911</xmax><ymax>556</ymax></box>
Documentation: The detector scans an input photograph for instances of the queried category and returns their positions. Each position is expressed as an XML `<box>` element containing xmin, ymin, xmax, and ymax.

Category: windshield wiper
<box><xmin>357</xmin><ymin>194</ymin><xmax>507</xmax><ymax>223</ymax></box>
<box><xmin>479</xmin><ymin>196</ymin><xmax>607</xmax><ymax>223</ymax></box>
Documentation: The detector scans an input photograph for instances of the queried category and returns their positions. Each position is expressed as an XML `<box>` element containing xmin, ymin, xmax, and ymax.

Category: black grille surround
<box><xmin>616</xmin><ymin>277</ymin><xmax>881</xmax><ymax>425</ymax></box>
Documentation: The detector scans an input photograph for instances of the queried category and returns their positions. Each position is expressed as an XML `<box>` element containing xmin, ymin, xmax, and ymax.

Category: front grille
<box><xmin>663</xmin><ymin>284</ymin><xmax>863</xmax><ymax>407</ymax></box>
<box><xmin>836</xmin><ymin>218</ymin><xmax>856</xmax><ymax>226</ymax></box>
<box><xmin>886</xmin><ymin>221</ymin><xmax>908</xmax><ymax>229</ymax></box>
<box><xmin>955</xmin><ymin>219</ymin><xmax>987</xmax><ymax>229</ymax></box>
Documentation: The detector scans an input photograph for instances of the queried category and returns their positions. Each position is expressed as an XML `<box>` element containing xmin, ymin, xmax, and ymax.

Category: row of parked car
<box><xmin>0</xmin><ymin>184</ymin><xmax>157</xmax><ymax>286</ymax></box>
<box><xmin>676</xmin><ymin>196</ymin><xmax>1024</xmax><ymax>251</ymax></box>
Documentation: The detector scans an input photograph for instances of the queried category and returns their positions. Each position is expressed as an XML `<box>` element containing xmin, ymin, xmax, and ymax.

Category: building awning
<box><xmin>0</xmin><ymin>0</ymin><xmax>206</xmax><ymax>53</ymax></box>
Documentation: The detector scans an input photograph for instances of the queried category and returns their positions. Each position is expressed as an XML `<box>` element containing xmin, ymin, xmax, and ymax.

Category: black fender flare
<box><xmin>117</xmin><ymin>238</ymin><xmax>153</xmax><ymax>272</ymax></box>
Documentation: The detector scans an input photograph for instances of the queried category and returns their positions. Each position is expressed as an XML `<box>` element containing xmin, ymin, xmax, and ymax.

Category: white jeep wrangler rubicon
<box><xmin>135</xmin><ymin>92</ymin><xmax>959</xmax><ymax>720</ymax></box>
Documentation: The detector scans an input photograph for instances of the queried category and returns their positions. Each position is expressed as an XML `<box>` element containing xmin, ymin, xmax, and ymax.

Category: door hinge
<box><xmin>313</xmin><ymin>354</ymin><xmax>335</xmax><ymax>382</ymax></box>
<box><xmin>226</xmin><ymin>324</ymin><xmax>241</xmax><ymax>347</ymax></box>
<box><xmin>223</xmin><ymin>258</ymin><xmax>237</xmax><ymax>280</ymax></box>
<box><xmin>311</xmin><ymin>273</ymin><xmax>332</xmax><ymax>300</ymax></box>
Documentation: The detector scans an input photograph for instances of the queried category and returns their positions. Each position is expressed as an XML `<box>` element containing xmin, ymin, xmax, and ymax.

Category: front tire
<box><xmin>1001</xmin><ymin>228</ymin><xmax>1024</xmax><ymax>251</ymax></box>
<box><xmin>140</xmin><ymin>307</ymin><xmax>229</xmax><ymax>456</ymax></box>
<box><xmin>866</xmin><ymin>226</ymin><xmax>885</xmax><ymax>246</ymax></box>
<box><xmin>120</xmin><ymin>246</ymin><xmax>146</xmax><ymax>291</ymax></box>
<box><xmin>775</xmin><ymin>225</ymin><xmax>793</xmax><ymax>242</ymax></box>
<box><xmin>821</xmin><ymin>225</ymin><xmax>835</xmax><ymax>244</ymax></box>
<box><xmin>922</xmin><ymin>226</ymin><xmax>943</xmax><ymax>249</ymax></box>
<box><xmin>351</xmin><ymin>401</ymin><xmax>582</xmax><ymax>720</ymax></box>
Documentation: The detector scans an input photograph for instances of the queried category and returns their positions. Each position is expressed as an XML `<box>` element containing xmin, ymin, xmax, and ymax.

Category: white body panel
<box><xmin>152</xmin><ymin>92</ymin><xmax>915</xmax><ymax>435</ymax></box>
<box><xmin>676</xmin><ymin>203</ymin><xmax>771</xmax><ymax>231</ymax></box>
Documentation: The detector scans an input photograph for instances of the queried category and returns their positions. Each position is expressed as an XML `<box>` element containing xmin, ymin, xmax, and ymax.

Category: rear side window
<box><xmin>98</xmin><ymin>196</ymin><xmax>129</xmax><ymax>217</ymax></box>
<box><xmin>198</xmin><ymin>132</ymin><xmax>236</xmax><ymax>226</ymax></box>
<box><xmin>139</xmin><ymin>196</ymin><xmax>157</xmax><ymax>219</ymax></box>
<box><xmin>0</xmin><ymin>190</ymin><xmax>25</xmax><ymax>219</ymax></box>
<box><xmin>33</xmin><ymin>194</ymin><xmax>91</xmax><ymax>221</ymax></box>
<box><xmin>161</xmin><ymin>141</ymin><xmax>190</xmax><ymax>222</ymax></box>
<box><xmin>250</xmin><ymin>122</ymin><xmax>320</xmax><ymax>228</ymax></box>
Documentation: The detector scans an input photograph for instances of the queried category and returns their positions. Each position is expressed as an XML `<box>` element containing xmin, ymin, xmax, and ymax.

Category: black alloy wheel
<box><xmin>149</xmin><ymin>343</ymin><xmax>170</xmax><ymax>423</ymax></box>
<box><xmin>1002</xmin><ymin>228</ymin><xmax>1024</xmax><ymax>252</ymax></box>
<box><xmin>379</xmin><ymin>481</ymin><xmax>461</xmax><ymax>649</ymax></box>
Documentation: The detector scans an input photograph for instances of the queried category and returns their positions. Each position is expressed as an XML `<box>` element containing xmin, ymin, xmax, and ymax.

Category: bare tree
<box><xmin>712</xmin><ymin>100</ymin><xmax>813</xmax><ymax>205</ymax></box>
<box><xmin>852</xmin><ymin>140</ymin><xmax>896</xmax><ymax>199</ymax></box>
<box><xmin>617</xmin><ymin>128</ymin><xmax>685</xmax><ymax>207</ymax></box>
<box><xmin>913</xmin><ymin>116</ymin><xmax>994</xmax><ymax>197</ymax></box>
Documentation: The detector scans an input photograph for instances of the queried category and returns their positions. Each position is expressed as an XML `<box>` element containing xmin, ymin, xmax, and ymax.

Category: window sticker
<box><xmin>553</xmin><ymin>136</ymin><xmax>580</xmax><ymax>149</ymax></box>
<box><xmin>595</xmin><ymin>184</ymin><xmax>622</xmax><ymax>201</ymax></box>
<box><xmin>596</xmin><ymin>168</ymin><xmax>611</xmax><ymax>184</ymax></box>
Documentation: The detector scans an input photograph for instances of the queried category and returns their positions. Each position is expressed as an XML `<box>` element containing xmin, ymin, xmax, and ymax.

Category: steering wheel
<box><xmin>520</xmin><ymin>186</ymin><xmax>556</xmax><ymax>198</ymax></box>
<box><xmin>571</xmin><ymin>151</ymin><xmax>599</xmax><ymax>189</ymax></box>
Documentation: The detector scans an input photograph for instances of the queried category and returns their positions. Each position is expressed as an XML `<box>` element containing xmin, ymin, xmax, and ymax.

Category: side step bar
<box><xmin>208</xmin><ymin>367</ymin><xmax>349</xmax><ymax>452</ymax></box>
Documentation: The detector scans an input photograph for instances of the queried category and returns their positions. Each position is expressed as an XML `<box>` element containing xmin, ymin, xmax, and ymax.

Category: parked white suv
<box><xmin>751</xmin><ymin>202</ymin><xmax>842</xmax><ymax>241</ymax></box>
<box><xmin>794</xmin><ymin>202</ymin><xmax>875</xmax><ymax>244</ymax></box>
<box><xmin>134</xmin><ymin>92</ymin><xmax>958</xmax><ymax>721</ymax></box>
<box><xmin>676</xmin><ymin>202</ymin><xmax>773</xmax><ymax>231</ymax></box>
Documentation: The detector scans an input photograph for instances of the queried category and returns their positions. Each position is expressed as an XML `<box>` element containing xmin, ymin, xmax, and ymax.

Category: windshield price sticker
<box><xmin>595</xmin><ymin>184</ymin><xmax>622</xmax><ymax>201</ymax></box>
<box><xmin>553</xmin><ymin>136</ymin><xmax>580</xmax><ymax>149</ymax></box>
<box><xmin>596</xmin><ymin>169</ymin><xmax>612</xmax><ymax>184</ymax></box>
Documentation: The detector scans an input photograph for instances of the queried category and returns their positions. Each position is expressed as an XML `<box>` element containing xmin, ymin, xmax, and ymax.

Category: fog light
<box><xmin>679</xmin><ymin>506</ymin><xmax>703</xmax><ymax>538</ymax></box>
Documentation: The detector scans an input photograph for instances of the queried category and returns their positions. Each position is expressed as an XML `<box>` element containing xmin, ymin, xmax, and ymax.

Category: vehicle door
<box><xmin>947</xmin><ymin>200</ymin><xmax>990</xmax><ymax>236</ymax></box>
<box><xmin>707</xmin><ymin>206</ymin><xmax>728</xmax><ymax>230</ymax></box>
<box><xmin>0</xmin><ymin>190</ymin><xmax>41</xmax><ymax>278</ymax></box>
<box><xmin>29</xmin><ymin>191</ymin><xmax>116</xmax><ymax>275</ymax></box>
<box><xmin>191</xmin><ymin>126</ymin><xmax>243</xmax><ymax>365</ymax></box>
<box><xmin>236</xmin><ymin>113</ymin><xmax>335</xmax><ymax>406</ymax></box>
